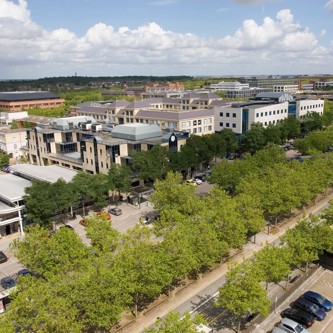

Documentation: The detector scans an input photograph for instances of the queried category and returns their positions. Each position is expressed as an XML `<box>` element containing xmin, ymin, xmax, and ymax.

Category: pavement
<box><xmin>113</xmin><ymin>189</ymin><xmax>333</xmax><ymax>333</ymax></box>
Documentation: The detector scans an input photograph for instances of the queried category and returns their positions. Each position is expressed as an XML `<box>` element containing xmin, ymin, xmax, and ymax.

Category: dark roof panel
<box><xmin>0</xmin><ymin>91</ymin><xmax>61</xmax><ymax>102</ymax></box>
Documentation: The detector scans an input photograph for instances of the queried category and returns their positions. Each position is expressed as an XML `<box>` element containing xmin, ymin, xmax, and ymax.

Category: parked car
<box><xmin>0</xmin><ymin>251</ymin><xmax>8</xmax><ymax>264</ymax></box>
<box><xmin>302</xmin><ymin>291</ymin><xmax>332</xmax><ymax>312</ymax></box>
<box><xmin>194</xmin><ymin>174</ymin><xmax>206</xmax><ymax>182</ymax></box>
<box><xmin>294</xmin><ymin>297</ymin><xmax>326</xmax><ymax>320</ymax></box>
<box><xmin>193</xmin><ymin>178</ymin><xmax>203</xmax><ymax>185</ymax></box>
<box><xmin>1</xmin><ymin>276</ymin><xmax>16</xmax><ymax>289</ymax></box>
<box><xmin>278</xmin><ymin>318</ymin><xmax>310</xmax><ymax>333</ymax></box>
<box><xmin>281</xmin><ymin>308</ymin><xmax>314</xmax><ymax>328</ymax></box>
<box><xmin>185</xmin><ymin>179</ymin><xmax>197</xmax><ymax>186</ymax></box>
<box><xmin>17</xmin><ymin>268</ymin><xmax>31</xmax><ymax>277</ymax></box>
<box><xmin>108</xmin><ymin>207</ymin><xmax>122</xmax><ymax>216</ymax></box>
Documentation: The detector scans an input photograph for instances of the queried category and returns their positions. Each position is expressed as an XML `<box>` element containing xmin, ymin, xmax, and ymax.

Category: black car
<box><xmin>281</xmin><ymin>308</ymin><xmax>314</xmax><ymax>328</ymax></box>
<box><xmin>0</xmin><ymin>251</ymin><xmax>8</xmax><ymax>264</ymax></box>
<box><xmin>17</xmin><ymin>268</ymin><xmax>31</xmax><ymax>277</ymax></box>
<box><xmin>1</xmin><ymin>276</ymin><xmax>16</xmax><ymax>289</ymax></box>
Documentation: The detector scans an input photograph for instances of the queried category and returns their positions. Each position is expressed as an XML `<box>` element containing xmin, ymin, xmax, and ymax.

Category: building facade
<box><xmin>0</xmin><ymin>91</ymin><xmax>65</xmax><ymax>111</ymax></box>
<box><xmin>214</xmin><ymin>93</ymin><xmax>324</xmax><ymax>135</ymax></box>
<box><xmin>25</xmin><ymin>119</ymin><xmax>189</xmax><ymax>175</ymax></box>
<box><xmin>71</xmin><ymin>93</ymin><xmax>220</xmax><ymax>136</ymax></box>
<box><xmin>0</xmin><ymin>127</ymin><xmax>27</xmax><ymax>158</ymax></box>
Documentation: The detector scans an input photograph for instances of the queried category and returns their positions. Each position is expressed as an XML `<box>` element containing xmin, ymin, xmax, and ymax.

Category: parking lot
<box><xmin>257</xmin><ymin>267</ymin><xmax>333</xmax><ymax>333</ymax></box>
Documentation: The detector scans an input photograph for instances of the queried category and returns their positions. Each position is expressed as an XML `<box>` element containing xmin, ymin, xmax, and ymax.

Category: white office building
<box><xmin>210</xmin><ymin>81</ymin><xmax>250</xmax><ymax>91</ymax></box>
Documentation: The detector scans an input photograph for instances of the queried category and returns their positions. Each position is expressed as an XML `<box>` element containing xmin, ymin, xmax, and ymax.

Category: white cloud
<box><xmin>325</xmin><ymin>0</ymin><xmax>333</xmax><ymax>12</ymax></box>
<box><xmin>0</xmin><ymin>1</ymin><xmax>331</xmax><ymax>78</ymax></box>
<box><xmin>0</xmin><ymin>0</ymin><xmax>30</xmax><ymax>21</ymax></box>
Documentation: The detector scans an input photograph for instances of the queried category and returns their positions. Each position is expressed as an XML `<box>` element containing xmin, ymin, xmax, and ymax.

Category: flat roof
<box><xmin>9</xmin><ymin>165</ymin><xmax>78</xmax><ymax>183</ymax></box>
<box><xmin>0</xmin><ymin>173</ymin><xmax>31</xmax><ymax>202</ymax></box>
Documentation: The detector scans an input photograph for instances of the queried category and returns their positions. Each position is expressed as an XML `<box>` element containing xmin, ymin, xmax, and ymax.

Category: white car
<box><xmin>193</xmin><ymin>178</ymin><xmax>203</xmax><ymax>185</ymax></box>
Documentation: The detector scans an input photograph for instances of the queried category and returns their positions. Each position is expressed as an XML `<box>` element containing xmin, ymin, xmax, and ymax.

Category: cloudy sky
<box><xmin>0</xmin><ymin>0</ymin><xmax>333</xmax><ymax>79</ymax></box>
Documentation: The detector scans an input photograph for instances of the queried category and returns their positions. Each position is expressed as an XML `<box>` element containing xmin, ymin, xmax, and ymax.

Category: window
<box><xmin>232</xmin><ymin>113</ymin><xmax>236</xmax><ymax>118</ymax></box>
<box><xmin>277</xmin><ymin>110</ymin><xmax>280</xmax><ymax>114</ymax></box>
<box><xmin>220</xmin><ymin>112</ymin><xmax>224</xmax><ymax>117</ymax></box>
<box><xmin>219</xmin><ymin>122</ymin><xmax>223</xmax><ymax>126</ymax></box>
<box><xmin>198</xmin><ymin>120</ymin><xmax>202</xmax><ymax>125</ymax></box>
<box><xmin>198</xmin><ymin>127</ymin><xmax>202</xmax><ymax>133</ymax></box>
<box><xmin>256</xmin><ymin>113</ymin><xmax>259</xmax><ymax>118</ymax></box>
<box><xmin>261</xmin><ymin>112</ymin><xmax>263</xmax><ymax>117</ymax></box>
<box><xmin>226</xmin><ymin>123</ymin><xmax>230</xmax><ymax>128</ymax></box>
<box><xmin>226</xmin><ymin>113</ymin><xmax>230</xmax><ymax>117</ymax></box>
<box><xmin>208</xmin><ymin>125</ymin><xmax>212</xmax><ymax>131</ymax></box>
<box><xmin>193</xmin><ymin>120</ymin><xmax>197</xmax><ymax>126</ymax></box>
<box><xmin>269</xmin><ymin>111</ymin><xmax>272</xmax><ymax>115</ymax></box>
<box><xmin>232</xmin><ymin>123</ymin><xmax>236</xmax><ymax>128</ymax></box>
<box><xmin>181</xmin><ymin>122</ymin><xmax>186</xmax><ymax>128</ymax></box>
<box><xmin>204</xmin><ymin>126</ymin><xmax>207</xmax><ymax>132</ymax></box>
<box><xmin>265</xmin><ymin>112</ymin><xmax>267</xmax><ymax>116</ymax></box>
<box><xmin>193</xmin><ymin>128</ymin><xmax>197</xmax><ymax>133</ymax></box>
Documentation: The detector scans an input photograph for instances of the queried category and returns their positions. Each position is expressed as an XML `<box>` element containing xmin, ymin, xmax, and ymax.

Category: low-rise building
<box><xmin>71</xmin><ymin>93</ymin><xmax>221</xmax><ymax>136</ymax></box>
<box><xmin>0</xmin><ymin>165</ymin><xmax>78</xmax><ymax>238</ymax></box>
<box><xmin>273</xmin><ymin>85</ymin><xmax>299</xmax><ymax>93</ymax></box>
<box><xmin>0</xmin><ymin>127</ymin><xmax>27</xmax><ymax>159</ymax></box>
<box><xmin>0</xmin><ymin>91</ymin><xmax>65</xmax><ymax>112</ymax></box>
<box><xmin>214</xmin><ymin>92</ymin><xmax>324</xmax><ymax>134</ymax></box>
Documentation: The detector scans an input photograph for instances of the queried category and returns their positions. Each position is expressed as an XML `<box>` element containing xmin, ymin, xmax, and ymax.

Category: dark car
<box><xmin>1</xmin><ymin>276</ymin><xmax>16</xmax><ymax>289</ymax></box>
<box><xmin>294</xmin><ymin>297</ymin><xmax>326</xmax><ymax>321</ymax></box>
<box><xmin>303</xmin><ymin>291</ymin><xmax>332</xmax><ymax>312</ymax></box>
<box><xmin>281</xmin><ymin>308</ymin><xmax>314</xmax><ymax>328</ymax></box>
<box><xmin>17</xmin><ymin>268</ymin><xmax>31</xmax><ymax>277</ymax></box>
<box><xmin>108</xmin><ymin>207</ymin><xmax>122</xmax><ymax>216</ymax></box>
<box><xmin>0</xmin><ymin>251</ymin><xmax>8</xmax><ymax>264</ymax></box>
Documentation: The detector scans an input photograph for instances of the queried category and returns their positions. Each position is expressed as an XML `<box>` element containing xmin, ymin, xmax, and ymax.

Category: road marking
<box><xmin>319</xmin><ymin>313</ymin><xmax>333</xmax><ymax>333</ymax></box>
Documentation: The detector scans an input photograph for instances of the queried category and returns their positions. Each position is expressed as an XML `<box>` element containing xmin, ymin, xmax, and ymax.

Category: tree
<box><xmin>200</xmin><ymin>187</ymin><xmax>248</xmax><ymax>249</ymax></box>
<box><xmin>252</xmin><ymin>244</ymin><xmax>292</xmax><ymax>289</ymax></box>
<box><xmin>279</xmin><ymin>117</ymin><xmax>300</xmax><ymax>141</ymax></box>
<box><xmin>23</xmin><ymin>180</ymin><xmax>59</xmax><ymax>226</ymax></box>
<box><xmin>132</xmin><ymin>145</ymin><xmax>170</xmax><ymax>182</ymax></box>
<box><xmin>145</xmin><ymin>312</ymin><xmax>205</xmax><ymax>333</ymax></box>
<box><xmin>216</xmin><ymin>262</ymin><xmax>270</xmax><ymax>333</ymax></box>
<box><xmin>186</xmin><ymin>135</ymin><xmax>213</xmax><ymax>166</ymax></box>
<box><xmin>116</xmin><ymin>225</ymin><xmax>174</xmax><ymax>317</ymax></box>
<box><xmin>281</xmin><ymin>216</ymin><xmax>333</xmax><ymax>272</ymax></box>
<box><xmin>107</xmin><ymin>164</ymin><xmax>132</xmax><ymax>202</ymax></box>
<box><xmin>241</xmin><ymin>123</ymin><xmax>266</xmax><ymax>154</ymax></box>
<box><xmin>85</xmin><ymin>216</ymin><xmax>120</xmax><ymax>253</ymax></box>
<box><xmin>11</xmin><ymin>225</ymin><xmax>90</xmax><ymax>277</ymax></box>
<box><xmin>0</xmin><ymin>152</ymin><xmax>10</xmax><ymax>168</ymax></box>
<box><xmin>151</xmin><ymin>172</ymin><xmax>202</xmax><ymax>215</ymax></box>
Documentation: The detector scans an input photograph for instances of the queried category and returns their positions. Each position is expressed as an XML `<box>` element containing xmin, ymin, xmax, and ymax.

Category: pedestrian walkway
<box><xmin>116</xmin><ymin>190</ymin><xmax>333</xmax><ymax>333</ymax></box>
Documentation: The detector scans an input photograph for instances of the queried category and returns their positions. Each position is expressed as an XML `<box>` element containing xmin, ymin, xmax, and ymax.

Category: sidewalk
<box><xmin>116</xmin><ymin>190</ymin><xmax>333</xmax><ymax>333</ymax></box>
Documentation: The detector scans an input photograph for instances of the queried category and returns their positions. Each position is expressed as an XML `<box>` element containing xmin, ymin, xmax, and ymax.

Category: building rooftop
<box><xmin>0</xmin><ymin>91</ymin><xmax>61</xmax><ymax>102</ymax></box>
<box><xmin>10</xmin><ymin>164</ymin><xmax>78</xmax><ymax>183</ymax></box>
<box><xmin>0</xmin><ymin>173</ymin><xmax>31</xmax><ymax>202</ymax></box>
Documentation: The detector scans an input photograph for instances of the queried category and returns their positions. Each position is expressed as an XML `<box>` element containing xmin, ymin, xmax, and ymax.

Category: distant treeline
<box><xmin>0</xmin><ymin>75</ymin><xmax>194</xmax><ymax>91</ymax></box>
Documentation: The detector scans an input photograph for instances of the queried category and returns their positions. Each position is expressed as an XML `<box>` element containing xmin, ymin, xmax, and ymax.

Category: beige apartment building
<box><xmin>0</xmin><ymin>127</ymin><xmax>27</xmax><ymax>159</ymax></box>
<box><xmin>26</xmin><ymin>117</ymin><xmax>189</xmax><ymax>175</ymax></box>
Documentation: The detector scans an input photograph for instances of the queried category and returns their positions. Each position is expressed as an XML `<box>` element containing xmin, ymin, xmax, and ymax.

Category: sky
<box><xmin>0</xmin><ymin>0</ymin><xmax>333</xmax><ymax>79</ymax></box>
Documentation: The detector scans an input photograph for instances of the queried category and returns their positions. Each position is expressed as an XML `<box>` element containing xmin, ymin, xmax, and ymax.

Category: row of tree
<box><xmin>24</xmin><ymin>164</ymin><xmax>132</xmax><ymax>226</ymax></box>
<box><xmin>217</xmin><ymin>210</ymin><xmax>333</xmax><ymax>332</ymax></box>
